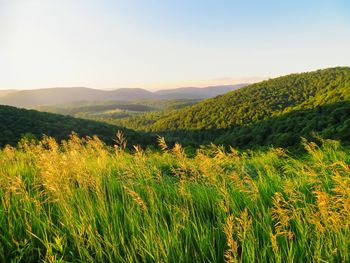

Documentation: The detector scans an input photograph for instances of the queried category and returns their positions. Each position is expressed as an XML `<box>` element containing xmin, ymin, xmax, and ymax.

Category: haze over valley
<box><xmin>0</xmin><ymin>84</ymin><xmax>247</xmax><ymax>108</ymax></box>
<box><xmin>1</xmin><ymin>0</ymin><xmax>350</xmax><ymax>262</ymax></box>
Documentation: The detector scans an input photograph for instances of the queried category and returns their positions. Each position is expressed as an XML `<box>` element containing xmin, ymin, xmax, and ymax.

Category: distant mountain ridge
<box><xmin>1</xmin><ymin>67</ymin><xmax>350</xmax><ymax>149</ymax></box>
<box><xmin>111</xmin><ymin>66</ymin><xmax>350</xmax><ymax>148</ymax></box>
<box><xmin>0</xmin><ymin>89</ymin><xmax>17</xmax><ymax>98</ymax></box>
<box><xmin>141</xmin><ymin>67</ymin><xmax>350</xmax><ymax>132</ymax></box>
<box><xmin>0</xmin><ymin>84</ymin><xmax>247</xmax><ymax>108</ymax></box>
<box><xmin>155</xmin><ymin>84</ymin><xmax>247</xmax><ymax>99</ymax></box>
<box><xmin>0</xmin><ymin>87</ymin><xmax>155</xmax><ymax>108</ymax></box>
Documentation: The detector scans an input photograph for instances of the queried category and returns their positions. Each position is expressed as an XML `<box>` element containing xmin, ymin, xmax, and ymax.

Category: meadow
<box><xmin>0</xmin><ymin>133</ymin><xmax>349</xmax><ymax>262</ymax></box>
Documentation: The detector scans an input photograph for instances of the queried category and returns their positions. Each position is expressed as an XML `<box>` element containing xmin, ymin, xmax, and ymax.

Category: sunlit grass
<box><xmin>0</xmin><ymin>134</ymin><xmax>349</xmax><ymax>262</ymax></box>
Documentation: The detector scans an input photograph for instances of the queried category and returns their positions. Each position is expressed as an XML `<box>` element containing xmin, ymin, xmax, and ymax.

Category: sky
<box><xmin>0</xmin><ymin>0</ymin><xmax>349</xmax><ymax>90</ymax></box>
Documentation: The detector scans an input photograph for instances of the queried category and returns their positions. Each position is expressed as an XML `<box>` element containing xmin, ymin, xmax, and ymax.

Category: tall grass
<box><xmin>0</xmin><ymin>134</ymin><xmax>349</xmax><ymax>262</ymax></box>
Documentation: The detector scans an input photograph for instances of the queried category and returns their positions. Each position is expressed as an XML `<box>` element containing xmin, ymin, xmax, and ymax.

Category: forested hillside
<box><xmin>2</xmin><ymin>67</ymin><xmax>350</xmax><ymax>150</ymax></box>
<box><xmin>157</xmin><ymin>101</ymin><xmax>350</xmax><ymax>148</ymax></box>
<box><xmin>118</xmin><ymin>67</ymin><xmax>349</xmax><ymax>132</ymax></box>
<box><xmin>102</xmin><ymin>67</ymin><xmax>350</xmax><ymax>148</ymax></box>
<box><xmin>0</xmin><ymin>105</ymin><xmax>153</xmax><ymax>147</ymax></box>
<box><xmin>36</xmin><ymin>99</ymin><xmax>199</xmax><ymax>120</ymax></box>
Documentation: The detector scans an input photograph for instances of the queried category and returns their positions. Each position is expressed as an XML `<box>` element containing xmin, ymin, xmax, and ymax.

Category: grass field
<box><xmin>0</xmin><ymin>134</ymin><xmax>349</xmax><ymax>262</ymax></box>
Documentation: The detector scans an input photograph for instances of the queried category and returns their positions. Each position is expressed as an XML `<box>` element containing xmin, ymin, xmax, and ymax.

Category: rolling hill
<box><xmin>155</xmin><ymin>84</ymin><xmax>247</xmax><ymax>99</ymax></box>
<box><xmin>0</xmin><ymin>89</ymin><xmax>17</xmax><ymax>98</ymax></box>
<box><xmin>109</xmin><ymin>67</ymin><xmax>350</xmax><ymax>148</ymax></box>
<box><xmin>35</xmin><ymin>99</ymin><xmax>200</xmax><ymax>123</ymax></box>
<box><xmin>0</xmin><ymin>84</ymin><xmax>247</xmax><ymax>108</ymax></box>
<box><xmin>2</xmin><ymin>67</ymin><xmax>349</xmax><ymax>149</ymax></box>
<box><xmin>153</xmin><ymin>101</ymin><xmax>350</xmax><ymax>148</ymax></box>
<box><xmin>142</xmin><ymin>67</ymin><xmax>350</xmax><ymax>131</ymax></box>
<box><xmin>0</xmin><ymin>87</ymin><xmax>155</xmax><ymax>108</ymax></box>
<box><xmin>0</xmin><ymin>105</ymin><xmax>153</xmax><ymax>147</ymax></box>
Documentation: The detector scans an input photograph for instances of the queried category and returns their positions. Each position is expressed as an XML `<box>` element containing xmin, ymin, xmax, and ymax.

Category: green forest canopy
<box><xmin>112</xmin><ymin>67</ymin><xmax>350</xmax><ymax>132</ymax></box>
<box><xmin>1</xmin><ymin>67</ymin><xmax>350</xmax><ymax>149</ymax></box>
<box><xmin>0</xmin><ymin>105</ymin><xmax>154</xmax><ymax>147</ymax></box>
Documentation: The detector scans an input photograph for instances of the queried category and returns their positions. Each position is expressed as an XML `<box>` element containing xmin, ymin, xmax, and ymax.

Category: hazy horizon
<box><xmin>1</xmin><ymin>0</ymin><xmax>349</xmax><ymax>90</ymax></box>
<box><xmin>0</xmin><ymin>76</ymin><xmax>264</xmax><ymax>91</ymax></box>
<box><xmin>0</xmin><ymin>75</ymin><xmax>266</xmax><ymax>91</ymax></box>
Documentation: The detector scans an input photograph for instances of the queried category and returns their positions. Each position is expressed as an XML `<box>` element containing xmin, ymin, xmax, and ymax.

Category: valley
<box><xmin>1</xmin><ymin>67</ymin><xmax>349</xmax><ymax>263</ymax></box>
<box><xmin>3</xmin><ymin>67</ymin><xmax>348</xmax><ymax>150</ymax></box>
<box><xmin>2</xmin><ymin>1</ymin><xmax>349</xmax><ymax>261</ymax></box>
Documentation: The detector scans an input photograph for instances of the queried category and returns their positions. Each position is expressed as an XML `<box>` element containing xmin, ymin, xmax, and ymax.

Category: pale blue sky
<box><xmin>0</xmin><ymin>0</ymin><xmax>349</xmax><ymax>90</ymax></box>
